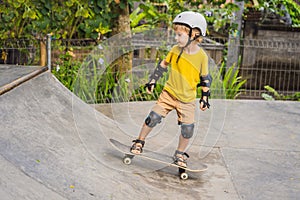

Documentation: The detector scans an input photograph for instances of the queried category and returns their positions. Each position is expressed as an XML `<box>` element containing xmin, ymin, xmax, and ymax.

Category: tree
<box><xmin>0</xmin><ymin>0</ymin><xmax>112</xmax><ymax>39</ymax></box>
<box><xmin>110</xmin><ymin>0</ymin><xmax>132</xmax><ymax>77</ymax></box>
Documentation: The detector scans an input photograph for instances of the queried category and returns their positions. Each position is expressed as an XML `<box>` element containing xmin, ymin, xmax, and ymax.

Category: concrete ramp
<box><xmin>0</xmin><ymin>71</ymin><xmax>237</xmax><ymax>199</ymax></box>
<box><xmin>1</xmin><ymin>68</ymin><xmax>299</xmax><ymax>199</ymax></box>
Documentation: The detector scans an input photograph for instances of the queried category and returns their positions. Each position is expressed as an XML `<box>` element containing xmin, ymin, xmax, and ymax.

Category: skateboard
<box><xmin>109</xmin><ymin>138</ymin><xmax>208</xmax><ymax>180</ymax></box>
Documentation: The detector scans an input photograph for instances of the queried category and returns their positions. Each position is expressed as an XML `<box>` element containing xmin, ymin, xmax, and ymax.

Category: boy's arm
<box><xmin>146</xmin><ymin>60</ymin><xmax>169</xmax><ymax>94</ymax></box>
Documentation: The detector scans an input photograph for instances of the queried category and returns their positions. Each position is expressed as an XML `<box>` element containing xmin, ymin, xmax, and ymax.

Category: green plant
<box><xmin>0</xmin><ymin>0</ymin><xmax>131</xmax><ymax>40</ymax></box>
<box><xmin>71</xmin><ymin>57</ymin><xmax>135</xmax><ymax>104</ymax></box>
<box><xmin>202</xmin><ymin>64</ymin><xmax>226</xmax><ymax>100</ymax></box>
<box><xmin>255</xmin><ymin>0</ymin><xmax>300</xmax><ymax>27</ymax></box>
<box><xmin>72</xmin><ymin>56</ymin><xmax>117</xmax><ymax>104</ymax></box>
<box><xmin>73</xmin><ymin>60</ymin><xmax>99</xmax><ymax>103</ymax></box>
<box><xmin>130</xmin><ymin>3</ymin><xmax>164</xmax><ymax>31</ymax></box>
<box><xmin>220</xmin><ymin>62</ymin><xmax>247</xmax><ymax>99</ymax></box>
<box><xmin>52</xmin><ymin>51</ymin><xmax>81</xmax><ymax>90</ymax></box>
<box><xmin>281</xmin><ymin>0</ymin><xmax>300</xmax><ymax>27</ymax></box>
<box><xmin>262</xmin><ymin>85</ymin><xmax>300</xmax><ymax>101</ymax></box>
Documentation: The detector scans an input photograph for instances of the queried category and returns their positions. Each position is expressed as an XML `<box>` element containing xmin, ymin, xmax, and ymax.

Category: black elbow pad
<box><xmin>149</xmin><ymin>61</ymin><xmax>168</xmax><ymax>82</ymax></box>
<box><xmin>198</xmin><ymin>74</ymin><xmax>212</xmax><ymax>87</ymax></box>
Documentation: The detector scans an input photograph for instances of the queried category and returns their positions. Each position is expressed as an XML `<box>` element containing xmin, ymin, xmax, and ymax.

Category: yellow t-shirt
<box><xmin>164</xmin><ymin>45</ymin><xmax>208</xmax><ymax>103</ymax></box>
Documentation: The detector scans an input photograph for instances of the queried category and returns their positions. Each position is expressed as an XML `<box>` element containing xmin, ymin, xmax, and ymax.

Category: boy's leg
<box><xmin>137</xmin><ymin>123</ymin><xmax>153</xmax><ymax>141</ymax></box>
<box><xmin>174</xmin><ymin>101</ymin><xmax>196</xmax><ymax>167</ymax></box>
<box><xmin>177</xmin><ymin>134</ymin><xmax>190</xmax><ymax>152</ymax></box>
<box><xmin>173</xmin><ymin>123</ymin><xmax>194</xmax><ymax>167</ymax></box>
<box><xmin>177</xmin><ymin>123</ymin><xmax>195</xmax><ymax>150</ymax></box>
<box><xmin>131</xmin><ymin>91</ymin><xmax>174</xmax><ymax>154</ymax></box>
<box><xmin>131</xmin><ymin>111</ymin><xmax>163</xmax><ymax>154</ymax></box>
<box><xmin>130</xmin><ymin>123</ymin><xmax>152</xmax><ymax>154</ymax></box>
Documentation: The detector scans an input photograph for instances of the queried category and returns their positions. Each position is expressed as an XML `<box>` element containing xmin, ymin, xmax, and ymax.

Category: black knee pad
<box><xmin>145</xmin><ymin>111</ymin><xmax>162</xmax><ymax>128</ymax></box>
<box><xmin>181</xmin><ymin>123</ymin><xmax>194</xmax><ymax>139</ymax></box>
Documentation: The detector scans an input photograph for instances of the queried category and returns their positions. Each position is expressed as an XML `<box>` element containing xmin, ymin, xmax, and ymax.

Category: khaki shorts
<box><xmin>152</xmin><ymin>90</ymin><xmax>196</xmax><ymax>124</ymax></box>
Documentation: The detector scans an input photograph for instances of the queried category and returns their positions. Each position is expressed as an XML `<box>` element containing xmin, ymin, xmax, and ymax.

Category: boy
<box><xmin>130</xmin><ymin>11</ymin><xmax>212</xmax><ymax>168</ymax></box>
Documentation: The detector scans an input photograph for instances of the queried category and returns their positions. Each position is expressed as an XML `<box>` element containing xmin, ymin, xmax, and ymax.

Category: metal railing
<box><xmin>239</xmin><ymin>38</ymin><xmax>300</xmax><ymax>99</ymax></box>
<box><xmin>0</xmin><ymin>39</ymin><xmax>40</xmax><ymax>65</ymax></box>
<box><xmin>1</xmin><ymin>35</ymin><xmax>299</xmax><ymax>100</ymax></box>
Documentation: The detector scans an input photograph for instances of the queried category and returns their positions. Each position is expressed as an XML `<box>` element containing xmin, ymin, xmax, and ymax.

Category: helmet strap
<box><xmin>176</xmin><ymin>27</ymin><xmax>202</xmax><ymax>63</ymax></box>
<box><xmin>176</xmin><ymin>36</ymin><xmax>196</xmax><ymax>63</ymax></box>
<box><xmin>188</xmin><ymin>28</ymin><xmax>193</xmax><ymax>38</ymax></box>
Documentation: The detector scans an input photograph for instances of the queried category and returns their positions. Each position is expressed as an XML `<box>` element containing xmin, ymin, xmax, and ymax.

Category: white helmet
<box><xmin>173</xmin><ymin>11</ymin><xmax>207</xmax><ymax>36</ymax></box>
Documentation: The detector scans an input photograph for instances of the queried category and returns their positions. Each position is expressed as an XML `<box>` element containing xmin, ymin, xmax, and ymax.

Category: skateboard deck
<box><xmin>109</xmin><ymin>138</ymin><xmax>207</xmax><ymax>179</ymax></box>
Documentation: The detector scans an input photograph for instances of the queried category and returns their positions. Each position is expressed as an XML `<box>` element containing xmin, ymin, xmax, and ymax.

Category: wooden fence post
<box><xmin>40</xmin><ymin>40</ymin><xmax>46</xmax><ymax>66</ymax></box>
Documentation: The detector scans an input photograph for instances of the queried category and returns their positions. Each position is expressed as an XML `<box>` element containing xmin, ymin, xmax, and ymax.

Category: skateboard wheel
<box><xmin>180</xmin><ymin>172</ymin><xmax>188</xmax><ymax>180</ymax></box>
<box><xmin>123</xmin><ymin>156</ymin><xmax>132</xmax><ymax>165</ymax></box>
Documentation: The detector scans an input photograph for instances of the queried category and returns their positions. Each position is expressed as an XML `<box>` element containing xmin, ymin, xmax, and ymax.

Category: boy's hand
<box><xmin>199</xmin><ymin>88</ymin><xmax>210</xmax><ymax>111</ymax></box>
<box><xmin>145</xmin><ymin>80</ymin><xmax>156</xmax><ymax>94</ymax></box>
<box><xmin>200</xmin><ymin>96</ymin><xmax>209</xmax><ymax>111</ymax></box>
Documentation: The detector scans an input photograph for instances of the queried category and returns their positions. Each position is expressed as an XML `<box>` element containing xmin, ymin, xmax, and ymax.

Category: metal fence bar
<box><xmin>47</xmin><ymin>34</ymin><xmax>51</xmax><ymax>71</ymax></box>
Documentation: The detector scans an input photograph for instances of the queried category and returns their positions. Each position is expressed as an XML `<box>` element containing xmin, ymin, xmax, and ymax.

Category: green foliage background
<box><xmin>1</xmin><ymin>0</ymin><xmax>298</xmax><ymax>40</ymax></box>
<box><xmin>1</xmin><ymin>0</ymin><xmax>298</xmax><ymax>101</ymax></box>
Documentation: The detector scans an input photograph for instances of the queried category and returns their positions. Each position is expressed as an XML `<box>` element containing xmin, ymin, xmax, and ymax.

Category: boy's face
<box><xmin>174</xmin><ymin>30</ymin><xmax>189</xmax><ymax>47</ymax></box>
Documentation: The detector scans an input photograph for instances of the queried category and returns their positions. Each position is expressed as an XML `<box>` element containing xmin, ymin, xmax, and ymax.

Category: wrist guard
<box><xmin>199</xmin><ymin>90</ymin><xmax>210</xmax><ymax>109</ymax></box>
<box><xmin>149</xmin><ymin>61</ymin><xmax>168</xmax><ymax>82</ymax></box>
<box><xmin>144</xmin><ymin>82</ymin><xmax>156</xmax><ymax>91</ymax></box>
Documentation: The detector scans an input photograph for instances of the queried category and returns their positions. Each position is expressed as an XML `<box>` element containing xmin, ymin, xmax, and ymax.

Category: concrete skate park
<box><xmin>0</xmin><ymin>65</ymin><xmax>299</xmax><ymax>200</ymax></box>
